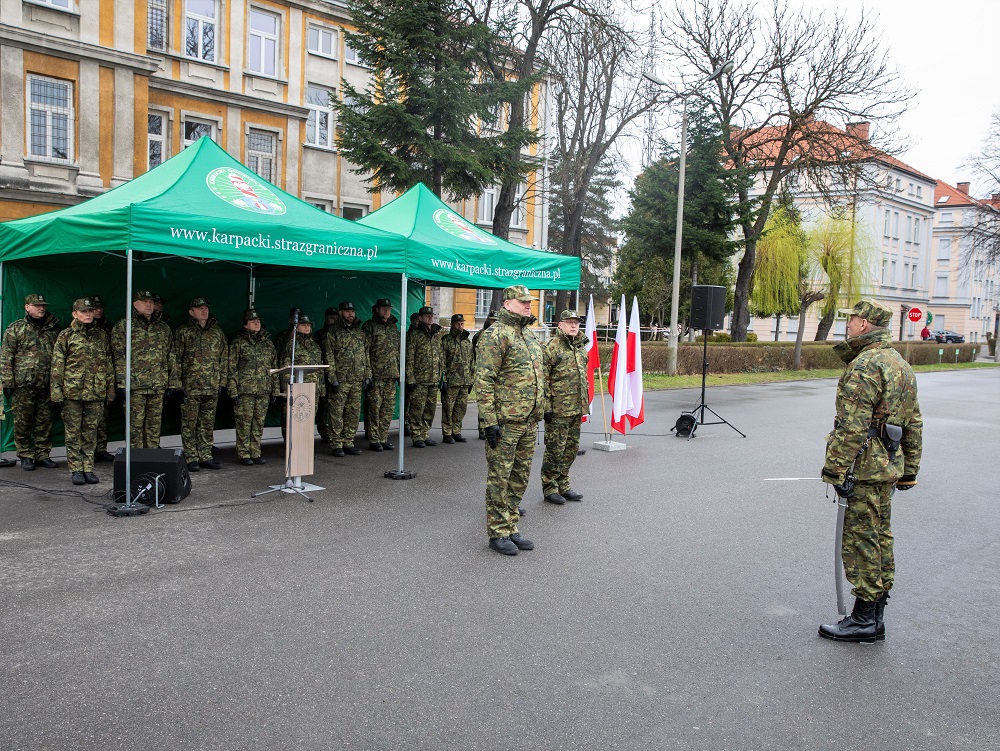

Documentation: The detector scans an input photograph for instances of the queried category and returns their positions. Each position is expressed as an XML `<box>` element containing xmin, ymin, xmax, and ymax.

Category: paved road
<box><xmin>1</xmin><ymin>369</ymin><xmax>997</xmax><ymax>750</ymax></box>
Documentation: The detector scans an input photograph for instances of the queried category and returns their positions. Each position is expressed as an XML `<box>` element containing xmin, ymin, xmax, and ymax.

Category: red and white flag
<box><xmin>608</xmin><ymin>295</ymin><xmax>633</xmax><ymax>434</ymax></box>
<box><xmin>625</xmin><ymin>296</ymin><xmax>645</xmax><ymax>429</ymax></box>
<box><xmin>583</xmin><ymin>295</ymin><xmax>598</xmax><ymax>422</ymax></box>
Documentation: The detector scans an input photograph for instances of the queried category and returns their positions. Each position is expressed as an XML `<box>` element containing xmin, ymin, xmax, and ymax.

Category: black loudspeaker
<box><xmin>691</xmin><ymin>285</ymin><xmax>727</xmax><ymax>331</ymax></box>
<box><xmin>113</xmin><ymin>448</ymin><xmax>192</xmax><ymax>505</ymax></box>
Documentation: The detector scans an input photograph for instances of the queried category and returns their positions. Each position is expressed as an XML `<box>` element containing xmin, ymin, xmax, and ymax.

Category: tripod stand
<box><xmin>685</xmin><ymin>329</ymin><xmax>746</xmax><ymax>439</ymax></box>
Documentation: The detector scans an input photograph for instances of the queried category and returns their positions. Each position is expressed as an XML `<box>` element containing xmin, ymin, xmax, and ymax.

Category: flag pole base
<box><xmin>593</xmin><ymin>440</ymin><xmax>626</xmax><ymax>452</ymax></box>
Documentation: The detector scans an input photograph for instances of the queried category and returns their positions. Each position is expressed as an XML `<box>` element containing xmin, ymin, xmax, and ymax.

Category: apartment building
<box><xmin>0</xmin><ymin>0</ymin><xmax>551</xmax><ymax>324</ymax></box>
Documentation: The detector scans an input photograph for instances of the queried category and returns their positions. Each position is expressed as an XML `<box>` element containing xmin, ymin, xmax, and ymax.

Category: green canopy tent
<box><xmin>359</xmin><ymin>183</ymin><xmax>580</xmax><ymax>477</ymax></box>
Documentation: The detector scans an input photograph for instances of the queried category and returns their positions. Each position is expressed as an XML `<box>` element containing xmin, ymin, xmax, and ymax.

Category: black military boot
<box><xmin>818</xmin><ymin>598</ymin><xmax>878</xmax><ymax>643</ymax></box>
<box><xmin>875</xmin><ymin>592</ymin><xmax>890</xmax><ymax>641</ymax></box>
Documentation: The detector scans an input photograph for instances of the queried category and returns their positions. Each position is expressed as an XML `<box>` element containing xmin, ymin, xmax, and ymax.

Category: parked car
<box><xmin>933</xmin><ymin>330</ymin><xmax>965</xmax><ymax>343</ymax></box>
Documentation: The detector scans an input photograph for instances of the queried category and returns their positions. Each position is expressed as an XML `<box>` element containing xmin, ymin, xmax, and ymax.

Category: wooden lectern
<box><xmin>256</xmin><ymin>364</ymin><xmax>329</xmax><ymax>499</ymax></box>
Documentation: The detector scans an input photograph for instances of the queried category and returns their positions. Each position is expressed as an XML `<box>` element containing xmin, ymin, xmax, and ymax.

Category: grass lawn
<box><xmin>642</xmin><ymin>360</ymin><xmax>1000</xmax><ymax>390</ymax></box>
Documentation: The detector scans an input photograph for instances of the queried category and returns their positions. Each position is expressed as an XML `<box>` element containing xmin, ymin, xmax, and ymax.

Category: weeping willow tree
<box><xmin>750</xmin><ymin>205</ymin><xmax>807</xmax><ymax>342</ymax></box>
<box><xmin>811</xmin><ymin>215</ymin><xmax>877</xmax><ymax>341</ymax></box>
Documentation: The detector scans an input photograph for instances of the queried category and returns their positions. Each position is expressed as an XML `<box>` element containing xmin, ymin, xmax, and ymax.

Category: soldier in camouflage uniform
<box><xmin>471</xmin><ymin>310</ymin><xmax>498</xmax><ymax>439</ymax></box>
<box><xmin>405</xmin><ymin>306</ymin><xmax>443</xmax><ymax>447</ymax></box>
<box><xmin>1</xmin><ymin>294</ymin><xmax>61</xmax><ymax>470</ymax></box>
<box><xmin>273</xmin><ymin>308</ymin><xmax>301</xmax><ymax>364</ymax></box>
<box><xmin>112</xmin><ymin>290</ymin><xmax>180</xmax><ymax>449</ymax></box>
<box><xmin>279</xmin><ymin>313</ymin><xmax>325</xmax><ymax>437</ymax></box>
<box><xmin>541</xmin><ymin>310</ymin><xmax>589</xmax><ymax>505</ymax></box>
<box><xmin>322</xmin><ymin>301</ymin><xmax>372</xmax><ymax>456</ymax></box>
<box><xmin>228</xmin><ymin>309</ymin><xmax>278</xmax><ymax>465</ymax></box>
<box><xmin>0</xmin><ymin>396</ymin><xmax>15</xmax><ymax>467</ymax></box>
<box><xmin>819</xmin><ymin>300</ymin><xmax>923</xmax><ymax>643</ymax></box>
<box><xmin>440</xmin><ymin>313</ymin><xmax>473</xmax><ymax>443</ymax></box>
<box><xmin>362</xmin><ymin>298</ymin><xmax>400</xmax><ymax>452</ymax></box>
<box><xmin>91</xmin><ymin>294</ymin><xmax>117</xmax><ymax>462</ymax></box>
<box><xmin>50</xmin><ymin>298</ymin><xmax>116</xmax><ymax>485</ymax></box>
<box><xmin>315</xmin><ymin>308</ymin><xmax>339</xmax><ymax>444</ymax></box>
<box><xmin>152</xmin><ymin>294</ymin><xmax>171</xmax><ymax>324</ymax></box>
<box><xmin>173</xmin><ymin>297</ymin><xmax>228</xmax><ymax>472</ymax></box>
<box><xmin>475</xmin><ymin>285</ymin><xmax>545</xmax><ymax>556</ymax></box>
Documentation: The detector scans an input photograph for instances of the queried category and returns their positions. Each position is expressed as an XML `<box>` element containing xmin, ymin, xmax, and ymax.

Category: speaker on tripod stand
<box><xmin>676</xmin><ymin>286</ymin><xmax>746</xmax><ymax>439</ymax></box>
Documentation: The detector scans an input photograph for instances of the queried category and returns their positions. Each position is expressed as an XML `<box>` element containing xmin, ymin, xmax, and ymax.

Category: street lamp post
<box><xmin>643</xmin><ymin>62</ymin><xmax>733</xmax><ymax>375</ymax></box>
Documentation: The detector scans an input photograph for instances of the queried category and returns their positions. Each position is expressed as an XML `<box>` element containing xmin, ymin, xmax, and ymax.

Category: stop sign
<box><xmin>908</xmin><ymin>308</ymin><xmax>922</xmax><ymax>322</ymax></box>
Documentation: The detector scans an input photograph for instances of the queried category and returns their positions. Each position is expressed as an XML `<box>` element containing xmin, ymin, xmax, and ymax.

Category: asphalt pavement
<box><xmin>1</xmin><ymin>368</ymin><xmax>998</xmax><ymax>750</ymax></box>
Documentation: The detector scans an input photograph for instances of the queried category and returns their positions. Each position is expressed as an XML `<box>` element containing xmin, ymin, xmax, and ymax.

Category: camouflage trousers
<box><xmin>407</xmin><ymin>384</ymin><xmax>437</xmax><ymax>442</ymax></box>
<box><xmin>843</xmin><ymin>481</ymin><xmax>895</xmax><ymax>601</ymax></box>
<box><xmin>181</xmin><ymin>393</ymin><xmax>218</xmax><ymax>463</ymax></box>
<box><xmin>95</xmin><ymin>402</ymin><xmax>110</xmax><ymax>451</ymax></box>
<box><xmin>485</xmin><ymin>420</ymin><xmax>537</xmax><ymax>539</ymax></box>
<box><xmin>62</xmin><ymin>399</ymin><xmax>103</xmax><ymax>472</ymax></box>
<box><xmin>317</xmin><ymin>395</ymin><xmax>331</xmax><ymax>441</ymax></box>
<box><xmin>128</xmin><ymin>392</ymin><xmax>165</xmax><ymax>448</ymax></box>
<box><xmin>11</xmin><ymin>386</ymin><xmax>54</xmax><ymax>460</ymax></box>
<box><xmin>234</xmin><ymin>394</ymin><xmax>269</xmax><ymax>460</ymax></box>
<box><xmin>327</xmin><ymin>381</ymin><xmax>363</xmax><ymax>449</ymax></box>
<box><xmin>367</xmin><ymin>379</ymin><xmax>397</xmax><ymax>444</ymax></box>
<box><xmin>441</xmin><ymin>385</ymin><xmax>470</xmax><ymax>436</ymax></box>
<box><xmin>541</xmin><ymin>415</ymin><xmax>582</xmax><ymax>496</ymax></box>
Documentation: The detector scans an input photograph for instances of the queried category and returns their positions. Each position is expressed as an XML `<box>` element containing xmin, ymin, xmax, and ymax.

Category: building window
<box><xmin>34</xmin><ymin>0</ymin><xmax>71</xmax><ymax>8</ymax></box>
<box><xmin>910</xmin><ymin>264</ymin><xmax>917</xmax><ymax>288</ymax></box>
<box><xmin>148</xmin><ymin>113</ymin><xmax>166</xmax><ymax>169</ymax></box>
<box><xmin>908</xmin><ymin>182</ymin><xmax>914</xmax><ymax>196</ymax></box>
<box><xmin>883</xmin><ymin>209</ymin><xmax>890</xmax><ymax>237</ymax></box>
<box><xmin>905</xmin><ymin>215</ymin><xmax>912</xmax><ymax>242</ymax></box>
<box><xmin>892</xmin><ymin>211</ymin><xmax>899</xmax><ymax>239</ymax></box>
<box><xmin>881</xmin><ymin>259</ymin><xmax>887</xmax><ymax>285</ymax></box>
<box><xmin>512</xmin><ymin>184</ymin><xmax>528</xmax><ymax>229</ymax></box>
<box><xmin>149</xmin><ymin>0</ymin><xmax>168</xmax><ymax>51</ymax></box>
<box><xmin>939</xmin><ymin>212</ymin><xmax>953</xmax><ymax>226</ymax></box>
<box><xmin>183</xmin><ymin>118</ymin><xmax>216</xmax><ymax>148</ymax></box>
<box><xmin>344</xmin><ymin>39</ymin><xmax>368</xmax><ymax>67</ymax></box>
<box><xmin>310</xmin><ymin>200</ymin><xmax>331</xmax><ymax>212</ymax></box>
<box><xmin>342</xmin><ymin>203</ymin><xmax>367</xmax><ymax>221</ymax></box>
<box><xmin>890</xmin><ymin>260</ymin><xmax>896</xmax><ymax>285</ymax></box>
<box><xmin>185</xmin><ymin>0</ymin><xmax>217</xmax><ymax>62</ymax></box>
<box><xmin>246</xmin><ymin>129</ymin><xmax>275</xmax><ymax>183</ymax></box>
<box><xmin>903</xmin><ymin>262</ymin><xmax>910</xmax><ymax>287</ymax></box>
<box><xmin>248</xmin><ymin>8</ymin><xmax>279</xmax><ymax>77</ymax></box>
<box><xmin>913</xmin><ymin>217</ymin><xmax>920</xmax><ymax>245</ymax></box>
<box><xmin>305</xmin><ymin>85</ymin><xmax>335</xmax><ymax>149</ymax></box>
<box><xmin>916</xmin><ymin>185</ymin><xmax>922</xmax><ymax>199</ymax></box>
<box><xmin>895</xmin><ymin>178</ymin><xmax>902</xmax><ymax>192</ymax></box>
<box><xmin>307</xmin><ymin>26</ymin><xmax>335</xmax><ymax>58</ymax></box>
<box><xmin>27</xmin><ymin>76</ymin><xmax>73</xmax><ymax>162</ymax></box>
<box><xmin>937</xmin><ymin>238</ymin><xmax>951</xmax><ymax>261</ymax></box>
<box><xmin>934</xmin><ymin>275</ymin><xmax>949</xmax><ymax>297</ymax></box>
<box><xmin>476</xmin><ymin>289</ymin><xmax>493</xmax><ymax>318</ymax></box>
<box><xmin>478</xmin><ymin>187</ymin><xmax>497</xmax><ymax>224</ymax></box>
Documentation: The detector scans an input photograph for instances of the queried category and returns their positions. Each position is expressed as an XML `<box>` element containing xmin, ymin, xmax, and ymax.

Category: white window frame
<box><xmin>341</xmin><ymin>203</ymin><xmax>368</xmax><ymax>221</ymax></box>
<box><xmin>883</xmin><ymin>209</ymin><xmax>890</xmax><ymax>237</ymax></box>
<box><xmin>881</xmin><ymin>259</ymin><xmax>887</xmax><ymax>285</ymax></box>
<box><xmin>307</xmin><ymin>25</ymin><xmax>336</xmax><ymax>59</ymax></box>
<box><xmin>246</xmin><ymin>128</ymin><xmax>277</xmax><ymax>183</ymax></box>
<box><xmin>147</xmin><ymin>110</ymin><xmax>170</xmax><ymax>170</ymax></box>
<box><xmin>148</xmin><ymin>0</ymin><xmax>169</xmax><ymax>52</ymax></box>
<box><xmin>248</xmin><ymin>7</ymin><xmax>280</xmax><ymax>77</ymax></box>
<box><xmin>934</xmin><ymin>275</ymin><xmax>949</xmax><ymax>297</ymax></box>
<box><xmin>512</xmin><ymin>183</ymin><xmax>528</xmax><ymax>229</ymax></box>
<box><xmin>31</xmin><ymin>0</ymin><xmax>72</xmax><ymax>9</ymax></box>
<box><xmin>305</xmin><ymin>84</ymin><xmax>335</xmax><ymax>150</ymax></box>
<box><xmin>344</xmin><ymin>38</ymin><xmax>368</xmax><ymax>68</ymax></box>
<box><xmin>182</xmin><ymin>116</ymin><xmax>217</xmax><ymax>148</ymax></box>
<box><xmin>937</xmin><ymin>237</ymin><xmax>951</xmax><ymax>261</ymax></box>
<box><xmin>939</xmin><ymin>212</ymin><xmax>953</xmax><ymax>226</ymax></box>
<box><xmin>26</xmin><ymin>75</ymin><xmax>74</xmax><ymax>163</ymax></box>
<box><xmin>185</xmin><ymin>0</ymin><xmax>218</xmax><ymax>63</ymax></box>
<box><xmin>892</xmin><ymin>211</ymin><xmax>899</xmax><ymax>239</ymax></box>
<box><xmin>475</xmin><ymin>289</ymin><xmax>492</xmax><ymax>318</ymax></box>
<box><xmin>913</xmin><ymin>217</ymin><xmax>920</xmax><ymax>245</ymax></box>
<box><xmin>890</xmin><ymin>260</ymin><xmax>897</xmax><ymax>285</ymax></box>
<box><xmin>478</xmin><ymin>187</ymin><xmax>497</xmax><ymax>224</ymax></box>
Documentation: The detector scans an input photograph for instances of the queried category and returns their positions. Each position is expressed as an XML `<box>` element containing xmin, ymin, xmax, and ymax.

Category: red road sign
<box><xmin>908</xmin><ymin>308</ymin><xmax>922</xmax><ymax>322</ymax></box>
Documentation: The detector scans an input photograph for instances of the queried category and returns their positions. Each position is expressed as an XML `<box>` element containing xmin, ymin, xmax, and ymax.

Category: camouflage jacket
<box><xmin>228</xmin><ymin>328</ymin><xmax>278</xmax><ymax>397</ymax></box>
<box><xmin>280</xmin><ymin>332</ymin><xmax>326</xmax><ymax>397</ymax></box>
<box><xmin>1</xmin><ymin>313</ymin><xmax>61</xmax><ymax>389</ymax></box>
<box><xmin>112</xmin><ymin>311</ymin><xmax>179</xmax><ymax>393</ymax></box>
<box><xmin>405</xmin><ymin>323</ymin><xmax>443</xmax><ymax>385</ymax></box>
<box><xmin>50</xmin><ymin>320</ymin><xmax>115</xmax><ymax>402</ymax></box>
<box><xmin>274</xmin><ymin>326</ymin><xmax>295</xmax><ymax>359</ymax></box>
<box><xmin>474</xmin><ymin>308</ymin><xmax>545</xmax><ymax>426</ymax></box>
<box><xmin>544</xmin><ymin>329</ymin><xmax>590</xmax><ymax>417</ymax></box>
<box><xmin>362</xmin><ymin>315</ymin><xmax>400</xmax><ymax>380</ymax></box>
<box><xmin>322</xmin><ymin>317</ymin><xmax>371</xmax><ymax>384</ymax></box>
<box><xmin>173</xmin><ymin>316</ymin><xmax>229</xmax><ymax>395</ymax></box>
<box><xmin>823</xmin><ymin>328</ymin><xmax>923</xmax><ymax>484</ymax></box>
<box><xmin>441</xmin><ymin>328</ymin><xmax>474</xmax><ymax>387</ymax></box>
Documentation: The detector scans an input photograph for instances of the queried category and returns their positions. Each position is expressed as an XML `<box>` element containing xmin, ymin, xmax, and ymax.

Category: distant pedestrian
<box><xmin>920</xmin><ymin>325</ymin><xmax>931</xmax><ymax>341</ymax></box>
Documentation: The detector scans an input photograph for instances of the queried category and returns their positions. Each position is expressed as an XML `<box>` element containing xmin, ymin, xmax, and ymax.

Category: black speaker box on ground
<box><xmin>113</xmin><ymin>448</ymin><xmax>192</xmax><ymax>504</ymax></box>
<box><xmin>691</xmin><ymin>285</ymin><xmax>727</xmax><ymax>331</ymax></box>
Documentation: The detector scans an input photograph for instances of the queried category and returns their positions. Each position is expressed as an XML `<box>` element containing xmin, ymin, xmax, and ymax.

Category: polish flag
<box><xmin>607</xmin><ymin>295</ymin><xmax>633</xmax><ymax>434</ymax></box>
<box><xmin>625</xmin><ymin>296</ymin><xmax>645</xmax><ymax>429</ymax></box>
<box><xmin>583</xmin><ymin>295</ymin><xmax>598</xmax><ymax>422</ymax></box>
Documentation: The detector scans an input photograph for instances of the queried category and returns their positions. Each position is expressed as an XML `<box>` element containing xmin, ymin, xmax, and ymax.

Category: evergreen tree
<box><xmin>335</xmin><ymin>0</ymin><xmax>538</xmax><ymax>199</ymax></box>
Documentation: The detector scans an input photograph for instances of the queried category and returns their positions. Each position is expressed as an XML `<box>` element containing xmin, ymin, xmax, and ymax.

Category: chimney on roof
<box><xmin>846</xmin><ymin>122</ymin><xmax>870</xmax><ymax>141</ymax></box>
<box><xmin>956</xmin><ymin>182</ymin><xmax>970</xmax><ymax>195</ymax></box>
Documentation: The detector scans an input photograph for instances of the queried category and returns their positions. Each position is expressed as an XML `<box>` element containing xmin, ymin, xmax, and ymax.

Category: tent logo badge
<box><xmin>206</xmin><ymin>168</ymin><xmax>286</xmax><ymax>215</ymax></box>
<box><xmin>432</xmin><ymin>209</ymin><xmax>497</xmax><ymax>246</ymax></box>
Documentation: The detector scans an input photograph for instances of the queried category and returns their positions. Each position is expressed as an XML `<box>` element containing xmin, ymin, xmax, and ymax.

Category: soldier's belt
<box><xmin>868</xmin><ymin>423</ymin><xmax>902</xmax><ymax>455</ymax></box>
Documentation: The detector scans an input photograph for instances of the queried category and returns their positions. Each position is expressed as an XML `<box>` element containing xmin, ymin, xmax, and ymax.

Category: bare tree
<box><xmin>962</xmin><ymin>108</ymin><xmax>1000</xmax><ymax>268</ymax></box>
<box><xmin>660</xmin><ymin>0</ymin><xmax>912</xmax><ymax>340</ymax></box>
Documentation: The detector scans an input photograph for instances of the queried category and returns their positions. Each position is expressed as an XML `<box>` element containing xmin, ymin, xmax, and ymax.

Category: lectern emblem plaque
<box><xmin>290</xmin><ymin>394</ymin><xmax>312</xmax><ymax>423</ymax></box>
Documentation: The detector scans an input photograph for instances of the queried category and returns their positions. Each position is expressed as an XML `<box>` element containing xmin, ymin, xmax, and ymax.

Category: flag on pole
<box><xmin>626</xmin><ymin>296</ymin><xmax>645</xmax><ymax>429</ymax></box>
<box><xmin>583</xmin><ymin>295</ymin><xmax>598</xmax><ymax>422</ymax></box>
<box><xmin>608</xmin><ymin>295</ymin><xmax>633</xmax><ymax>434</ymax></box>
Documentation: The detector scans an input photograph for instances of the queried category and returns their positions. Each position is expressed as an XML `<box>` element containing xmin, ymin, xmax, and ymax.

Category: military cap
<box><xmin>152</xmin><ymin>293</ymin><xmax>166</xmax><ymax>303</ymax></box>
<box><xmin>243</xmin><ymin>309</ymin><xmax>261</xmax><ymax>322</ymax></box>
<box><xmin>374</xmin><ymin>298</ymin><xmax>392</xmax><ymax>308</ymax></box>
<box><xmin>73</xmin><ymin>297</ymin><xmax>98</xmax><ymax>312</ymax></box>
<box><xmin>324</xmin><ymin>307</ymin><xmax>338</xmax><ymax>317</ymax></box>
<box><xmin>297</xmin><ymin>313</ymin><xmax>313</xmax><ymax>325</ymax></box>
<box><xmin>503</xmin><ymin>285</ymin><xmax>535</xmax><ymax>302</ymax></box>
<box><xmin>486</xmin><ymin>310</ymin><xmax>499</xmax><ymax>319</ymax></box>
<box><xmin>90</xmin><ymin>295</ymin><xmax>105</xmax><ymax>307</ymax></box>
<box><xmin>133</xmin><ymin>290</ymin><xmax>155</xmax><ymax>302</ymax></box>
<box><xmin>840</xmin><ymin>299</ymin><xmax>892</xmax><ymax>327</ymax></box>
<box><xmin>418</xmin><ymin>306</ymin><xmax>434</xmax><ymax>316</ymax></box>
<box><xmin>410</xmin><ymin>313</ymin><xmax>419</xmax><ymax>322</ymax></box>
<box><xmin>451</xmin><ymin>313</ymin><xmax>465</xmax><ymax>323</ymax></box>
<box><xmin>559</xmin><ymin>309</ymin><xmax>582</xmax><ymax>321</ymax></box>
<box><xmin>338</xmin><ymin>301</ymin><xmax>355</xmax><ymax>311</ymax></box>
<box><xmin>189</xmin><ymin>296</ymin><xmax>210</xmax><ymax>308</ymax></box>
<box><xmin>289</xmin><ymin>307</ymin><xmax>302</xmax><ymax>317</ymax></box>
<box><xmin>24</xmin><ymin>294</ymin><xmax>48</xmax><ymax>306</ymax></box>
